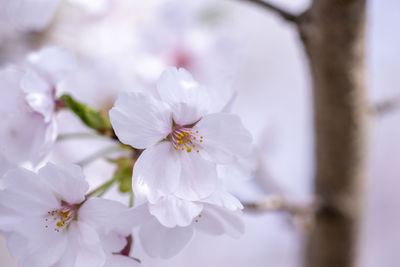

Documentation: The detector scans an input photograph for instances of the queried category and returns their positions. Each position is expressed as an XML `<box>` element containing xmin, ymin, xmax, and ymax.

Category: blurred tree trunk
<box><xmin>239</xmin><ymin>0</ymin><xmax>366</xmax><ymax>265</ymax></box>
<box><xmin>297</xmin><ymin>1</ymin><xmax>367</xmax><ymax>267</ymax></box>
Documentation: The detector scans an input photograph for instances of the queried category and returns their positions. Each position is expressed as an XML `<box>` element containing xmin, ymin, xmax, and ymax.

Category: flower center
<box><xmin>170</xmin><ymin>127</ymin><xmax>204</xmax><ymax>153</ymax></box>
<box><xmin>44</xmin><ymin>205</ymin><xmax>76</xmax><ymax>232</ymax></box>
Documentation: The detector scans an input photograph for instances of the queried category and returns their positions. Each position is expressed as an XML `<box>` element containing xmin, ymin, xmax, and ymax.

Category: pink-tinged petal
<box><xmin>104</xmin><ymin>255</ymin><xmax>141</xmax><ymax>267</ymax></box>
<box><xmin>39</xmin><ymin>163</ymin><xmax>89</xmax><ymax>205</ymax></box>
<box><xmin>26</xmin><ymin>46</ymin><xmax>76</xmax><ymax>84</ymax></box>
<box><xmin>110</xmin><ymin>91</ymin><xmax>172</xmax><ymax>149</ymax></box>
<box><xmin>133</xmin><ymin>142</ymin><xmax>180</xmax><ymax>203</ymax></box>
<box><xmin>157</xmin><ymin>67</ymin><xmax>210</xmax><ymax>124</ymax></box>
<box><xmin>196</xmin><ymin>205</ymin><xmax>244</xmax><ymax>238</ymax></box>
<box><xmin>195</xmin><ymin>112</ymin><xmax>252</xmax><ymax>164</ymax></box>
<box><xmin>0</xmin><ymin>168</ymin><xmax>59</xmax><ymax>215</ymax></box>
<box><xmin>174</xmin><ymin>152</ymin><xmax>218</xmax><ymax>201</ymax></box>
<box><xmin>149</xmin><ymin>195</ymin><xmax>203</xmax><ymax>228</ymax></box>
<box><xmin>139</xmin><ymin>217</ymin><xmax>194</xmax><ymax>259</ymax></box>
<box><xmin>79</xmin><ymin>198</ymin><xmax>132</xmax><ymax>236</ymax></box>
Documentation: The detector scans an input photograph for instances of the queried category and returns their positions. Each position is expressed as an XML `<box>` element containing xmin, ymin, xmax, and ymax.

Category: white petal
<box><xmin>99</xmin><ymin>231</ymin><xmax>127</xmax><ymax>254</ymax></box>
<box><xmin>21</xmin><ymin>70</ymin><xmax>54</xmax><ymax>122</ymax></box>
<box><xmin>7</xmin><ymin>217</ymin><xmax>68</xmax><ymax>267</ymax></box>
<box><xmin>26</xmin><ymin>46</ymin><xmax>76</xmax><ymax>83</ymax></box>
<box><xmin>149</xmin><ymin>195</ymin><xmax>203</xmax><ymax>227</ymax></box>
<box><xmin>104</xmin><ymin>255</ymin><xmax>141</xmax><ymax>267</ymax></box>
<box><xmin>157</xmin><ymin>67</ymin><xmax>210</xmax><ymax>125</ymax></box>
<box><xmin>195</xmin><ymin>205</ymin><xmax>244</xmax><ymax>238</ymax></box>
<box><xmin>39</xmin><ymin>163</ymin><xmax>89</xmax><ymax>205</ymax></box>
<box><xmin>169</xmin><ymin>102</ymin><xmax>203</xmax><ymax>126</ymax></box>
<box><xmin>139</xmin><ymin>217</ymin><xmax>194</xmax><ymax>258</ymax></box>
<box><xmin>0</xmin><ymin>66</ymin><xmax>24</xmax><ymax>114</ymax></box>
<box><xmin>110</xmin><ymin>91</ymin><xmax>172</xmax><ymax>149</ymax></box>
<box><xmin>0</xmin><ymin>152</ymin><xmax>13</xmax><ymax>177</ymax></box>
<box><xmin>192</xmin><ymin>208</ymin><xmax>225</xmax><ymax>236</ymax></box>
<box><xmin>0</xmin><ymin>204</ymin><xmax>21</xmax><ymax>231</ymax></box>
<box><xmin>174</xmin><ymin>152</ymin><xmax>218</xmax><ymax>201</ymax></box>
<box><xmin>194</xmin><ymin>112</ymin><xmax>252</xmax><ymax>164</ymax></box>
<box><xmin>202</xmin><ymin>184</ymin><xmax>244</xmax><ymax>211</ymax></box>
<box><xmin>69</xmin><ymin>222</ymin><xmax>106</xmax><ymax>267</ymax></box>
<box><xmin>79</xmin><ymin>198</ymin><xmax>132</xmax><ymax>236</ymax></box>
<box><xmin>133</xmin><ymin>142</ymin><xmax>180</xmax><ymax>203</ymax></box>
<box><xmin>0</xmin><ymin>168</ymin><xmax>59</xmax><ymax>215</ymax></box>
<box><xmin>0</xmin><ymin>111</ymin><xmax>56</xmax><ymax>166</ymax></box>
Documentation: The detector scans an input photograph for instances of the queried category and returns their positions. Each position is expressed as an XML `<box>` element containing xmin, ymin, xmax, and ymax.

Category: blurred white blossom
<box><xmin>0</xmin><ymin>46</ymin><xmax>75</xmax><ymax>168</ymax></box>
<box><xmin>132</xmin><ymin>191</ymin><xmax>244</xmax><ymax>259</ymax></box>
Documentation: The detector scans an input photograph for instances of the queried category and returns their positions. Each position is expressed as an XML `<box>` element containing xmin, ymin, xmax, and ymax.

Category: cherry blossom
<box><xmin>131</xmin><ymin>190</ymin><xmax>244</xmax><ymax>259</ymax></box>
<box><xmin>0</xmin><ymin>46</ymin><xmax>75</xmax><ymax>168</ymax></box>
<box><xmin>110</xmin><ymin>67</ymin><xmax>252</xmax><ymax>204</ymax></box>
<box><xmin>132</xmin><ymin>0</ymin><xmax>240</xmax><ymax>87</ymax></box>
<box><xmin>0</xmin><ymin>163</ymin><xmax>136</xmax><ymax>267</ymax></box>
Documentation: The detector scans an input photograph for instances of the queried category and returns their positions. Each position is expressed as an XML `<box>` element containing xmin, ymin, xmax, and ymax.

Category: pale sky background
<box><xmin>0</xmin><ymin>0</ymin><xmax>399</xmax><ymax>266</ymax></box>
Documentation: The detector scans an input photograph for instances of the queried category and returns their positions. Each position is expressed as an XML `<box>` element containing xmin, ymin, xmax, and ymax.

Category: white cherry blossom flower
<box><xmin>131</xmin><ymin>190</ymin><xmax>244</xmax><ymax>259</ymax></box>
<box><xmin>132</xmin><ymin>0</ymin><xmax>241</xmax><ymax>87</ymax></box>
<box><xmin>110</xmin><ymin>67</ymin><xmax>252</xmax><ymax>203</ymax></box>
<box><xmin>0</xmin><ymin>163</ymin><xmax>135</xmax><ymax>267</ymax></box>
<box><xmin>0</xmin><ymin>46</ymin><xmax>75</xmax><ymax>168</ymax></box>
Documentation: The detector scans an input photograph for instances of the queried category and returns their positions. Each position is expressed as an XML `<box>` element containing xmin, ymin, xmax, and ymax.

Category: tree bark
<box><xmin>297</xmin><ymin>1</ymin><xmax>367</xmax><ymax>267</ymax></box>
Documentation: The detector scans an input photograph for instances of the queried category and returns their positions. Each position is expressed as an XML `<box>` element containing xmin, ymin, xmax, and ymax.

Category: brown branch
<box><xmin>370</xmin><ymin>95</ymin><xmax>400</xmax><ymax>116</ymax></box>
<box><xmin>244</xmin><ymin>195</ymin><xmax>317</xmax><ymax>233</ymax></box>
<box><xmin>243</xmin><ymin>195</ymin><xmax>315</xmax><ymax>216</ymax></box>
<box><xmin>237</xmin><ymin>0</ymin><xmax>298</xmax><ymax>23</ymax></box>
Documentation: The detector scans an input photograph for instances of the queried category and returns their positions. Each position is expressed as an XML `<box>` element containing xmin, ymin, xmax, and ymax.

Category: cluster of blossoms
<box><xmin>0</xmin><ymin>48</ymin><xmax>252</xmax><ymax>266</ymax></box>
<box><xmin>110</xmin><ymin>67</ymin><xmax>252</xmax><ymax>257</ymax></box>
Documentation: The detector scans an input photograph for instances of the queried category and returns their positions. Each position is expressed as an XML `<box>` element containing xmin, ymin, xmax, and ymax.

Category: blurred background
<box><xmin>0</xmin><ymin>0</ymin><xmax>399</xmax><ymax>266</ymax></box>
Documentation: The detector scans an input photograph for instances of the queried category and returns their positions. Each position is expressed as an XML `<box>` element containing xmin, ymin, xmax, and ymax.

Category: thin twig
<box><xmin>77</xmin><ymin>145</ymin><xmax>122</xmax><ymax>167</ymax></box>
<box><xmin>237</xmin><ymin>0</ymin><xmax>298</xmax><ymax>23</ymax></box>
<box><xmin>370</xmin><ymin>95</ymin><xmax>400</xmax><ymax>116</ymax></box>
<box><xmin>243</xmin><ymin>194</ymin><xmax>315</xmax><ymax>217</ymax></box>
<box><xmin>244</xmin><ymin>195</ymin><xmax>317</xmax><ymax>232</ymax></box>
<box><xmin>57</xmin><ymin>132</ymin><xmax>105</xmax><ymax>141</ymax></box>
<box><xmin>86</xmin><ymin>175</ymin><xmax>120</xmax><ymax>198</ymax></box>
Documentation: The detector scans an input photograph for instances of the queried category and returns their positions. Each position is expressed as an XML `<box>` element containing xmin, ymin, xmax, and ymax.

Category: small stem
<box><xmin>57</xmin><ymin>132</ymin><xmax>104</xmax><ymax>141</ymax></box>
<box><xmin>77</xmin><ymin>145</ymin><xmax>122</xmax><ymax>167</ymax></box>
<box><xmin>237</xmin><ymin>0</ymin><xmax>298</xmax><ymax>23</ymax></box>
<box><xmin>86</xmin><ymin>175</ymin><xmax>120</xmax><ymax>198</ymax></box>
<box><xmin>129</xmin><ymin>189</ymin><xmax>134</xmax><ymax>207</ymax></box>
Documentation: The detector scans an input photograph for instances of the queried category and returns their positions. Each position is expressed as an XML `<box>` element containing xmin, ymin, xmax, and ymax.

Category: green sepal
<box><xmin>113</xmin><ymin>158</ymin><xmax>133</xmax><ymax>193</ymax></box>
<box><xmin>59</xmin><ymin>94</ymin><xmax>112</xmax><ymax>134</ymax></box>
